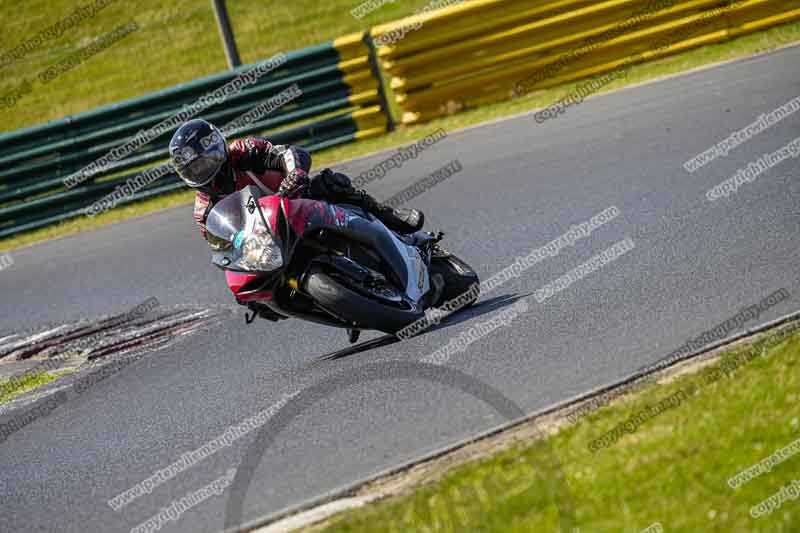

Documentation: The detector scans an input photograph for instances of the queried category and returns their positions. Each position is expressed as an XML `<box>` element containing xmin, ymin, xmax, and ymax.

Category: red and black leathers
<box><xmin>193</xmin><ymin>138</ymin><xmax>312</xmax><ymax>237</ymax></box>
<box><xmin>193</xmin><ymin>137</ymin><xmax>424</xmax><ymax>239</ymax></box>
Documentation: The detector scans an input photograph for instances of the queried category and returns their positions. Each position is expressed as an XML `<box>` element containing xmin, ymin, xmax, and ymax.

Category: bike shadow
<box><xmin>316</xmin><ymin>293</ymin><xmax>529</xmax><ymax>362</ymax></box>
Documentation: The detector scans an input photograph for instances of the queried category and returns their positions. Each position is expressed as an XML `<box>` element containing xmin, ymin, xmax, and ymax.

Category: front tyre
<box><xmin>303</xmin><ymin>269</ymin><xmax>424</xmax><ymax>334</ymax></box>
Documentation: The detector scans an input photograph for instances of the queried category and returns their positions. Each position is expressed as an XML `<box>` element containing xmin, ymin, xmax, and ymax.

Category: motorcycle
<box><xmin>204</xmin><ymin>185</ymin><xmax>480</xmax><ymax>341</ymax></box>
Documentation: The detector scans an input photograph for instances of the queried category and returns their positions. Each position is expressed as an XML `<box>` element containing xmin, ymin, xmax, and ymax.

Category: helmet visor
<box><xmin>175</xmin><ymin>141</ymin><xmax>226</xmax><ymax>188</ymax></box>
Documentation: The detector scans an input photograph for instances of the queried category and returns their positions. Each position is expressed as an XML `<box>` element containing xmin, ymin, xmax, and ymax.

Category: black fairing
<box><xmin>329</xmin><ymin>209</ymin><xmax>409</xmax><ymax>290</ymax></box>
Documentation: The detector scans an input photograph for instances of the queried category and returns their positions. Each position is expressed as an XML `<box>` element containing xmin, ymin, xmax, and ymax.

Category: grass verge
<box><xmin>311</xmin><ymin>324</ymin><xmax>800</xmax><ymax>532</ymax></box>
<box><xmin>0</xmin><ymin>369</ymin><xmax>75</xmax><ymax>405</ymax></box>
<box><xmin>0</xmin><ymin>0</ymin><xmax>438</xmax><ymax>133</ymax></box>
<box><xmin>2</xmin><ymin>21</ymin><xmax>799</xmax><ymax>253</ymax></box>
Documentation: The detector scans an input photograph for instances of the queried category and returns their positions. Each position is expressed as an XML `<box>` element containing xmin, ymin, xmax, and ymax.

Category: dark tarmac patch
<box><xmin>0</xmin><ymin>305</ymin><xmax>230</xmax><ymax>386</ymax></box>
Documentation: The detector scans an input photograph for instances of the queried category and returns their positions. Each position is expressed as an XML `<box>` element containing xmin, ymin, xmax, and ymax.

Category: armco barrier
<box><xmin>0</xmin><ymin>34</ymin><xmax>389</xmax><ymax>239</ymax></box>
<box><xmin>370</xmin><ymin>0</ymin><xmax>800</xmax><ymax>124</ymax></box>
<box><xmin>2</xmin><ymin>0</ymin><xmax>800</xmax><ymax>239</ymax></box>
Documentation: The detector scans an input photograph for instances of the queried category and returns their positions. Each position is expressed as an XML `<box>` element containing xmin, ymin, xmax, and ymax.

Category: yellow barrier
<box><xmin>332</xmin><ymin>33</ymin><xmax>391</xmax><ymax>136</ymax></box>
<box><xmin>368</xmin><ymin>0</ymin><xmax>800</xmax><ymax>124</ymax></box>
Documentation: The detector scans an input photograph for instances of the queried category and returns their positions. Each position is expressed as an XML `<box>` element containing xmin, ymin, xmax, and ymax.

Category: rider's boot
<box><xmin>346</xmin><ymin>188</ymin><xmax>424</xmax><ymax>234</ymax></box>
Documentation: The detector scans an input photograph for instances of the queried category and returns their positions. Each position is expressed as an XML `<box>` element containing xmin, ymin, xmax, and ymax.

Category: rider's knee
<box><xmin>310</xmin><ymin>168</ymin><xmax>352</xmax><ymax>199</ymax></box>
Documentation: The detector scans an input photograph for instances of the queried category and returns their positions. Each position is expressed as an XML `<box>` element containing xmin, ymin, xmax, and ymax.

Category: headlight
<box><xmin>206</xmin><ymin>232</ymin><xmax>232</xmax><ymax>251</ymax></box>
<box><xmin>239</xmin><ymin>229</ymin><xmax>283</xmax><ymax>271</ymax></box>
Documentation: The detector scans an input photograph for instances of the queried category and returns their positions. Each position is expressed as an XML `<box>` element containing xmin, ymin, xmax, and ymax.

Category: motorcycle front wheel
<box><xmin>303</xmin><ymin>269</ymin><xmax>424</xmax><ymax>335</ymax></box>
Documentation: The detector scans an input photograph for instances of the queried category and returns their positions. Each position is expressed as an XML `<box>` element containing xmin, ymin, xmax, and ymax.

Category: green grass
<box><xmin>0</xmin><ymin>369</ymin><xmax>75</xmax><ymax>405</ymax></box>
<box><xmin>0</xmin><ymin>0</ymin><xmax>436</xmax><ymax>133</ymax></box>
<box><xmin>317</xmin><ymin>328</ymin><xmax>800</xmax><ymax>532</ymax></box>
<box><xmin>1</xmin><ymin>2</ymin><xmax>799</xmax><ymax>252</ymax></box>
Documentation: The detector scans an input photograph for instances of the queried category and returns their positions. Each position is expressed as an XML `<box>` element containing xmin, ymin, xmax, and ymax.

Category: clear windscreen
<box><xmin>206</xmin><ymin>190</ymin><xmax>248</xmax><ymax>250</ymax></box>
<box><xmin>206</xmin><ymin>187</ymin><xmax>284</xmax><ymax>273</ymax></box>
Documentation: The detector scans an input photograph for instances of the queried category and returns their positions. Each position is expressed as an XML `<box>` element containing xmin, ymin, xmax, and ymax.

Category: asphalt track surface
<box><xmin>1</xmin><ymin>45</ymin><xmax>799</xmax><ymax>532</ymax></box>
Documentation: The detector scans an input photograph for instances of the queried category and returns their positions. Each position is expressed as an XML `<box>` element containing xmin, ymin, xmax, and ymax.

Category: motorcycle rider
<box><xmin>168</xmin><ymin>119</ymin><xmax>424</xmax><ymax>240</ymax></box>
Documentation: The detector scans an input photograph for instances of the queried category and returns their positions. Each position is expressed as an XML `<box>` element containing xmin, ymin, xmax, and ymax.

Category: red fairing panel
<box><xmin>225</xmin><ymin>270</ymin><xmax>272</xmax><ymax>302</ymax></box>
<box><xmin>225</xmin><ymin>271</ymin><xmax>259</xmax><ymax>293</ymax></box>
<box><xmin>267</xmin><ymin>197</ymin><xmax>347</xmax><ymax>236</ymax></box>
<box><xmin>258</xmin><ymin>196</ymin><xmax>288</xmax><ymax>238</ymax></box>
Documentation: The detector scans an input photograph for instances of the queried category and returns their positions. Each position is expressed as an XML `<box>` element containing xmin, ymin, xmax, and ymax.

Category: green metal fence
<box><xmin>0</xmin><ymin>33</ymin><xmax>389</xmax><ymax>239</ymax></box>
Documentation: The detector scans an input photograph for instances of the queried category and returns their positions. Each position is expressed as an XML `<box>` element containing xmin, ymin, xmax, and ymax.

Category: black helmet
<box><xmin>169</xmin><ymin>119</ymin><xmax>228</xmax><ymax>189</ymax></box>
